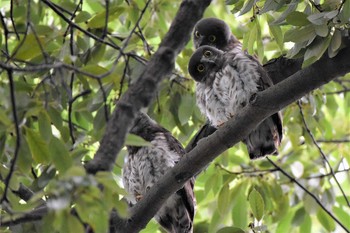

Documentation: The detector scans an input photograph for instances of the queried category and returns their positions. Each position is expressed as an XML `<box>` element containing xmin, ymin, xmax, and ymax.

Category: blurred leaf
<box><xmin>25</xmin><ymin>127</ymin><xmax>50</xmax><ymax>163</ymax></box>
<box><xmin>248</xmin><ymin>188</ymin><xmax>265</xmax><ymax>221</ymax></box>
<box><xmin>286</xmin><ymin>12</ymin><xmax>309</xmax><ymax>26</ymax></box>
<box><xmin>87</xmin><ymin>6</ymin><xmax>125</xmax><ymax>28</ymax></box>
<box><xmin>307</xmin><ymin>13</ymin><xmax>327</xmax><ymax>25</ymax></box>
<box><xmin>178</xmin><ymin>93</ymin><xmax>194</xmax><ymax>125</ymax></box>
<box><xmin>316</xmin><ymin>209</ymin><xmax>336</xmax><ymax>232</ymax></box>
<box><xmin>125</xmin><ymin>134</ymin><xmax>152</xmax><ymax>147</ymax></box>
<box><xmin>239</xmin><ymin>0</ymin><xmax>257</xmax><ymax>15</ymax></box>
<box><xmin>39</xmin><ymin>111</ymin><xmax>52</xmax><ymax>142</ymax></box>
<box><xmin>49</xmin><ymin>137</ymin><xmax>73</xmax><ymax>173</ymax></box>
<box><xmin>217</xmin><ymin>226</ymin><xmax>245</xmax><ymax>233</ymax></box>
<box><xmin>75</xmin><ymin>11</ymin><xmax>92</xmax><ymax>23</ymax></box>
<box><xmin>217</xmin><ymin>184</ymin><xmax>231</xmax><ymax>216</ymax></box>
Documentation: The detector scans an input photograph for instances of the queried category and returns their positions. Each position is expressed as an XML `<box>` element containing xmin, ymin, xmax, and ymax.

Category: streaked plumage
<box><xmin>123</xmin><ymin>113</ymin><xmax>195</xmax><ymax>233</ymax></box>
<box><xmin>188</xmin><ymin>46</ymin><xmax>282</xmax><ymax>159</ymax></box>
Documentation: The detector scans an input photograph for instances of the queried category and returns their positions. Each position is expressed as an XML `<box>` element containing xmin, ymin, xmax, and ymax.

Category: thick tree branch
<box><xmin>85</xmin><ymin>0</ymin><xmax>212</xmax><ymax>174</ymax></box>
<box><xmin>125</xmin><ymin>43</ymin><xmax>350</xmax><ymax>232</ymax></box>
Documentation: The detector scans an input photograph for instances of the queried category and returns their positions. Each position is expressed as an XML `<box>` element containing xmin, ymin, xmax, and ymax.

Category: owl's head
<box><xmin>193</xmin><ymin>18</ymin><xmax>233</xmax><ymax>50</ymax></box>
<box><xmin>188</xmin><ymin>46</ymin><xmax>224</xmax><ymax>83</ymax></box>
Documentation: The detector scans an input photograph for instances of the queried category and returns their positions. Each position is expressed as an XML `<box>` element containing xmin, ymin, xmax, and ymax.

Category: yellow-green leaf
<box><xmin>25</xmin><ymin>127</ymin><xmax>50</xmax><ymax>163</ymax></box>
<box><xmin>248</xmin><ymin>188</ymin><xmax>265</xmax><ymax>221</ymax></box>
<box><xmin>49</xmin><ymin>137</ymin><xmax>72</xmax><ymax>173</ymax></box>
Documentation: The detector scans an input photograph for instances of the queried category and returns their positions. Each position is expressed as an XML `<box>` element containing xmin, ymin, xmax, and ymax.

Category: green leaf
<box><xmin>333</xmin><ymin>206</ymin><xmax>350</xmax><ymax>230</ymax></box>
<box><xmin>87</xmin><ymin>6</ymin><xmax>125</xmax><ymax>28</ymax></box>
<box><xmin>217</xmin><ymin>226</ymin><xmax>245</xmax><ymax>233</ymax></box>
<box><xmin>292</xmin><ymin>207</ymin><xmax>306</xmax><ymax>226</ymax></box>
<box><xmin>13</xmin><ymin>34</ymin><xmax>45</xmax><ymax>60</ymax></box>
<box><xmin>75</xmin><ymin>11</ymin><xmax>92</xmax><ymax>23</ymax></box>
<box><xmin>178</xmin><ymin>94</ymin><xmax>194</xmax><ymax>126</ymax></box>
<box><xmin>261</xmin><ymin>0</ymin><xmax>283</xmax><ymax>13</ymax></box>
<box><xmin>217</xmin><ymin>184</ymin><xmax>231</xmax><ymax>216</ymax></box>
<box><xmin>49</xmin><ymin>137</ymin><xmax>72</xmax><ymax>173</ymax></box>
<box><xmin>25</xmin><ymin>127</ymin><xmax>50</xmax><ymax>163</ymax></box>
<box><xmin>300</xmin><ymin>214</ymin><xmax>312</xmax><ymax>233</ymax></box>
<box><xmin>248</xmin><ymin>188</ymin><xmax>265</xmax><ymax>221</ymax></box>
<box><xmin>303</xmin><ymin>36</ymin><xmax>331</xmax><ymax>68</ymax></box>
<box><xmin>272</xmin><ymin>0</ymin><xmax>298</xmax><ymax>25</ymax></box>
<box><xmin>125</xmin><ymin>134</ymin><xmax>151</xmax><ymax>147</ymax></box>
<box><xmin>316</xmin><ymin>209</ymin><xmax>336</xmax><ymax>232</ymax></box>
<box><xmin>67</xmin><ymin>215</ymin><xmax>85</xmax><ymax>233</ymax></box>
<box><xmin>314</xmin><ymin>24</ymin><xmax>329</xmax><ymax>37</ymax></box>
<box><xmin>239</xmin><ymin>0</ymin><xmax>257</xmax><ymax>15</ymax></box>
<box><xmin>330</xmin><ymin>29</ymin><xmax>342</xmax><ymax>52</ymax></box>
<box><xmin>286</xmin><ymin>12</ymin><xmax>310</xmax><ymax>26</ymax></box>
<box><xmin>284</xmin><ymin>25</ymin><xmax>315</xmax><ymax>43</ymax></box>
<box><xmin>307</xmin><ymin>12</ymin><xmax>326</xmax><ymax>25</ymax></box>
<box><xmin>268</xmin><ymin>15</ymin><xmax>283</xmax><ymax>50</ymax></box>
<box><xmin>39</xmin><ymin>111</ymin><xmax>52</xmax><ymax>142</ymax></box>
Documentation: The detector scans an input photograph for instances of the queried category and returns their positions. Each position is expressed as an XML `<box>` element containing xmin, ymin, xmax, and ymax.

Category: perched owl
<box><xmin>123</xmin><ymin>113</ymin><xmax>195</xmax><ymax>233</ymax></box>
<box><xmin>193</xmin><ymin>17</ymin><xmax>242</xmax><ymax>53</ymax></box>
<box><xmin>188</xmin><ymin>46</ymin><xmax>282</xmax><ymax>159</ymax></box>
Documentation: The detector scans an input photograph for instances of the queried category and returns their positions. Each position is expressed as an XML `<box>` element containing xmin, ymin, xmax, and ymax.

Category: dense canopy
<box><xmin>0</xmin><ymin>0</ymin><xmax>349</xmax><ymax>232</ymax></box>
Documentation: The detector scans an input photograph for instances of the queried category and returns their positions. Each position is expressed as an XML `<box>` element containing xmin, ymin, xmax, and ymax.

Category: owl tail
<box><xmin>245</xmin><ymin>113</ymin><xmax>282</xmax><ymax>159</ymax></box>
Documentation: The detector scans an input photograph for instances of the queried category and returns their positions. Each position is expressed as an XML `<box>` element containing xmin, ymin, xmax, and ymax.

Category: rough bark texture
<box><xmin>85</xmin><ymin>0</ymin><xmax>212</xmax><ymax>174</ymax></box>
<box><xmin>124</xmin><ymin>42</ymin><xmax>350</xmax><ymax>233</ymax></box>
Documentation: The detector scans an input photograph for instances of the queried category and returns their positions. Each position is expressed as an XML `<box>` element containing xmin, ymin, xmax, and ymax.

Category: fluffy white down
<box><xmin>196</xmin><ymin>52</ymin><xmax>261</xmax><ymax>127</ymax></box>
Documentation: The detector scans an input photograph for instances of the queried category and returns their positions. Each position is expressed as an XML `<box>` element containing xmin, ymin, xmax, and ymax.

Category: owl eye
<box><xmin>203</xmin><ymin>50</ymin><xmax>212</xmax><ymax>58</ymax></box>
<box><xmin>197</xmin><ymin>64</ymin><xmax>205</xmax><ymax>72</ymax></box>
<box><xmin>208</xmin><ymin>35</ymin><xmax>216</xmax><ymax>42</ymax></box>
<box><xmin>195</xmin><ymin>31</ymin><xmax>200</xmax><ymax>38</ymax></box>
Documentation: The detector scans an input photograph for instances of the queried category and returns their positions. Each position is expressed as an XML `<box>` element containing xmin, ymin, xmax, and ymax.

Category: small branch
<box><xmin>215</xmin><ymin>163</ymin><xmax>278</xmax><ymax>175</ymax></box>
<box><xmin>102</xmin><ymin>0</ymin><xmax>109</xmax><ymax>39</ymax></box>
<box><xmin>41</xmin><ymin>0</ymin><xmax>121</xmax><ymax>51</ymax></box>
<box><xmin>267</xmin><ymin>158</ymin><xmax>349</xmax><ymax>232</ymax></box>
<box><xmin>0</xmin><ymin>70</ymin><xmax>21</xmax><ymax>203</ymax></box>
<box><xmin>316</xmin><ymin>139</ymin><xmax>350</xmax><ymax>143</ymax></box>
<box><xmin>305</xmin><ymin>168</ymin><xmax>350</xmax><ymax>179</ymax></box>
<box><xmin>298</xmin><ymin>101</ymin><xmax>350</xmax><ymax>207</ymax></box>
<box><xmin>10</xmin><ymin>0</ymin><xmax>20</xmax><ymax>40</ymax></box>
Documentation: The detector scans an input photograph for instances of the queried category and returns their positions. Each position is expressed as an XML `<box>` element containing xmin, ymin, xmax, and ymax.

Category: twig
<box><xmin>0</xmin><ymin>70</ymin><xmax>21</xmax><ymax>203</ymax></box>
<box><xmin>298</xmin><ymin>101</ymin><xmax>350</xmax><ymax>207</ymax></box>
<box><xmin>102</xmin><ymin>0</ymin><xmax>109</xmax><ymax>39</ymax></box>
<box><xmin>41</xmin><ymin>0</ymin><xmax>121</xmax><ymax>51</ymax></box>
<box><xmin>215</xmin><ymin>163</ymin><xmax>278</xmax><ymax>175</ymax></box>
<box><xmin>267</xmin><ymin>157</ymin><xmax>349</xmax><ymax>232</ymax></box>
<box><xmin>305</xmin><ymin>168</ymin><xmax>350</xmax><ymax>179</ymax></box>
<box><xmin>10</xmin><ymin>0</ymin><xmax>20</xmax><ymax>40</ymax></box>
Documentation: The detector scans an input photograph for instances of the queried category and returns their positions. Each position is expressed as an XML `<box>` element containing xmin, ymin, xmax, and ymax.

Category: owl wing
<box><xmin>255</xmin><ymin>61</ymin><xmax>283</xmax><ymax>142</ymax></box>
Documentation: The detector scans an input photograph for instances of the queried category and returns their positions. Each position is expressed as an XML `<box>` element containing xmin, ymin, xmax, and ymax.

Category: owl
<box><xmin>193</xmin><ymin>17</ymin><xmax>242</xmax><ymax>53</ymax></box>
<box><xmin>123</xmin><ymin>113</ymin><xmax>196</xmax><ymax>233</ymax></box>
<box><xmin>188</xmin><ymin>46</ymin><xmax>282</xmax><ymax>159</ymax></box>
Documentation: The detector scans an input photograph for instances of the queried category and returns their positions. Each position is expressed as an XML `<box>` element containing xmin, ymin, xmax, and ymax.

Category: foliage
<box><xmin>0</xmin><ymin>0</ymin><xmax>349</xmax><ymax>232</ymax></box>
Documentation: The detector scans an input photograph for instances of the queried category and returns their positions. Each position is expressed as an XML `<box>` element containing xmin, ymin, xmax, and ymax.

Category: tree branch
<box><xmin>123</xmin><ymin>43</ymin><xmax>350</xmax><ymax>232</ymax></box>
<box><xmin>85</xmin><ymin>0</ymin><xmax>212</xmax><ymax>174</ymax></box>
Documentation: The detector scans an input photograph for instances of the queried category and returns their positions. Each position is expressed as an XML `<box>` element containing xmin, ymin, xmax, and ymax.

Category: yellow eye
<box><xmin>195</xmin><ymin>31</ymin><xmax>200</xmax><ymax>38</ymax></box>
<box><xmin>203</xmin><ymin>50</ymin><xmax>212</xmax><ymax>58</ymax></box>
<box><xmin>197</xmin><ymin>64</ymin><xmax>205</xmax><ymax>72</ymax></box>
<box><xmin>209</xmin><ymin>35</ymin><xmax>216</xmax><ymax>42</ymax></box>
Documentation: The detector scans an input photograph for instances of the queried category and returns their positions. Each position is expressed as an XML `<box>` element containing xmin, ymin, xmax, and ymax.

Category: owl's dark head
<box><xmin>193</xmin><ymin>18</ymin><xmax>234</xmax><ymax>50</ymax></box>
<box><xmin>188</xmin><ymin>46</ymin><xmax>225</xmax><ymax>84</ymax></box>
<box><xmin>129</xmin><ymin>113</ymin><xmax>164</xmax><ymax>141</ymax></box>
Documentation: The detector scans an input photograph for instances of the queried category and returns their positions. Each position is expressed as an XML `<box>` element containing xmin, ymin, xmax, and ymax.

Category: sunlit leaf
<box><xmin>248</xmin><ymin>188</ymin><xmax>265</xmax><ymax>221</ymax></box>
<box><xmin>316</xmin><ymin>209</ymin><xmax>336</xmax><ymax>232</ymax></box>
<box><xmin>125</xmin><ymin>134</ymin><xmax>152</xmax><ymax>147</ymax></box>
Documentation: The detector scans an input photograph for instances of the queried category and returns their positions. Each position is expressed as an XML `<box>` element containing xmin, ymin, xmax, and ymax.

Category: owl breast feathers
<box><xmin>123</xmin><ymin>113</ymin><xmax>195</xmax><ymax>233</ymax></box>
<box><xmin>188</xmin><ymin>46</ymin><xmax>282</xmax><ymax>159</ymax></box>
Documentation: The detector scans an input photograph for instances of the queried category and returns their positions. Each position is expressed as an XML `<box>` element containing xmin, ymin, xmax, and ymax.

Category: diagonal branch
<box><xmin>85</xmin><ymin>0</ymin><xmax>212</xmax><ymax>174</ymax></box>
<box><xmin>297</xmin><ymin>101</ymin><xmax>350</xmax><ymax>207</ymax></box>
<box><xmin>123</xmin><ymin>43</ymin><xmax>350</xmax><ymax>233</ymax></box>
